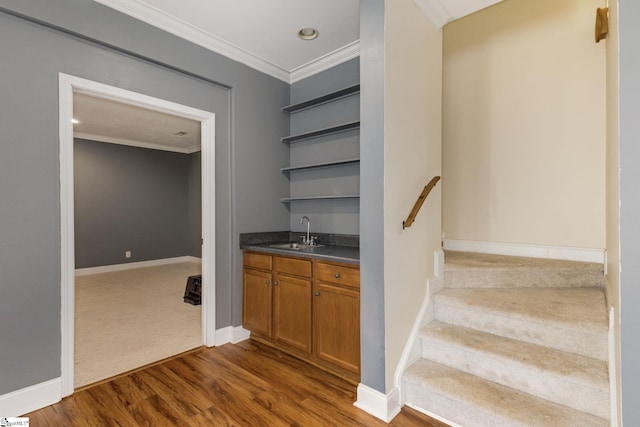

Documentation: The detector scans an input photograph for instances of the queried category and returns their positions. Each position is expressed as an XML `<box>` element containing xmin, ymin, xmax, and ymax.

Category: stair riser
<box><xmin>434</xmin><ymin>303</ymin><xmax>608</xmax><ymax>361</ymax></box>
<box><xmin>420</xmin><ymin>337</ymin><xmax>610</xmax><ymax>419</ymax></box>
<box><xmin>444</xmin><ymin>270</ymin><xmax>603</xmax><ymax>289</ymax></box>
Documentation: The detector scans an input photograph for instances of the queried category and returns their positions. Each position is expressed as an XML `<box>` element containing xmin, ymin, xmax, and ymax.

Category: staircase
<box><xmin>402</xmin><ymin>251</ymin><xmax>610</xmax><ymax>427</ymax></box>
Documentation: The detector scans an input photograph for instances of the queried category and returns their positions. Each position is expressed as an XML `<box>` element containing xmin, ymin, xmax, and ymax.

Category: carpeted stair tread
<box><xmin>434</xmin><ymin>287</ymin><xmax>608</xmax><ymax>360</ymax></box>
<box><xmin>420</xmin><ymin>321</ymin><xmax>609</xmax><ymax>418</ymax></box>
<box><xmin>403</xmin><ymin>359</ymin><xmax>609</xmax><ymax>427</ymax></box>
<box><xmin>444</xmin><ymin>251</ymin><xmax>603</xmax><ymax>288</ymax></box>
<box><xmin>435</xmin><ymin>287</ymin><xmax>607</xmax><ymax>332</ymax></box>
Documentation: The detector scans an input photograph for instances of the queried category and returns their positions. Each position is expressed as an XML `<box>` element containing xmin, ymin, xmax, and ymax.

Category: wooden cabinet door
<box><xmin>242</xmin><ymin>268</ymin><xmax>272</xmax><ymax>337</ymax></box>
<box><xmin>273</xmin><ymin>274</ymin><xmax>312</xmax><ymax>353</ymax></box>
<box><xmin>314</xmin><ymin>282</ymin><xmax>360</xmax><ymax>374</ymax></box>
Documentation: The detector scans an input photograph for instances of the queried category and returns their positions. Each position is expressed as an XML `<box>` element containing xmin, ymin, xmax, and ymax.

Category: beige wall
<box><xmin>442</xmin><ymin>0</ymin><xmax>606</xmax><ymax>249</ymax></box>
<box><xmin>605</xmin><ymin>0</ymin><xmax>621</xmax><ymax>424</ymax></box>
<box><xmin>384</xmin><ymin>0</ymin><xmax>442</xmax><ymax>390</ymax></box>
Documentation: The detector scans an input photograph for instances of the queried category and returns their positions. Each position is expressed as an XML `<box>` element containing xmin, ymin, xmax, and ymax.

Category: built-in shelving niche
<box><xmin>281</xmin><ymin>84</ymin><xmax>360</xmax><ymax>204</ymax></box>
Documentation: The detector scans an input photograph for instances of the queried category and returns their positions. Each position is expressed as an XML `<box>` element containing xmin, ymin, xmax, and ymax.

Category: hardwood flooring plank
<box><xmin>253</xmin><ymin>388</ymin><xmax>336</xmax><ymax>427</ymax></box>
<box><xmin>132</xmin><ymin>367</ymin><xmax>213</xmax><ymax>417</ymax></box>
<box><xmin>187</xmin><ymin>405</ymin><xmax>243</xmax><ymax>427</ymax></box>
<box><xmin>217</xmin><ymin>340</ymin><xmax>355</xmax><ymax>403</ymax></box>
<box><xmin>125</xmin><ymin>394</ymin><xmax>186</xmax><ymax>427</ymax></box>
<box><xmin>24</xmin><ymin>340</ymin><xmax>448</xmax><ymax>427</ymax></box>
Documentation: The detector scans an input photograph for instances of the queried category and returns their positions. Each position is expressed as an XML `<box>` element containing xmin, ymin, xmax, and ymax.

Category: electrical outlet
<box><xmin>125</xmin><ymin>251</ymin><xmax>131</xmax><ymax>258</ymax></box>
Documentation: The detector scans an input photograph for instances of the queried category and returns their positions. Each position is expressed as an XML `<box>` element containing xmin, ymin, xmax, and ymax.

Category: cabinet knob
<box><xmin>273</xmin><ymin>281</ymin><xmax>279</xmax><ymax>286</ymax></box>
<box><xmin>264</xmin><ymin>279</ymin><xmax>270</xmax><ymax>285</ymax></box>
<box><xmin>334</xmin><ymin>273</ymin><xmax>341</xmax><ymax>279</ymax></box>
<box><xmin>314</xmin><ymin>291</ymin><xmax>320</xmax><ymax>296</ymax></box>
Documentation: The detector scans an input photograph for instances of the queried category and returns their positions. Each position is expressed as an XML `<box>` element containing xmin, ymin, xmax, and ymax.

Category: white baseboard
<box><xmin>443</xmin><ymin>239</ymin><xmax>605</xmax><ymax>264</ymax></box>
<box><xmin>354</xmin><ymin>384</ymin><xmax>401</xmax><ymax>422</ymax></box>
<box><xmin>215</xmin><ymin>326</ymin><xmax>251</xmax><ymax>346</ymax></box>
<box><xmin>75</xmin><ymin>256</ymin><xmax>202</xmax><ymax>276</ymax></box>
<box><xmin>0</xmin><ymin>378</ymin><xmax>61</xmax><ymax>417</ymax></box>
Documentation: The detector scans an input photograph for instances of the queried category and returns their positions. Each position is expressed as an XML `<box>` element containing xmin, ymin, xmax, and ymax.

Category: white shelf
<box><xmin>281</xmin><ymin>121</ymin><xmax>360</xmax><ymax>144</ymax></box>
<box><xmin>281</xmin><ymin>195</ymin><xmax>360</xmax><ymax>203</ymax></box>
<box><xmin>282</xmin><ymin>85</ymin><xmax>360</xmax><ymax>114</ymax></box>
<box><xmin>281</xmin><ymin>158</ymin><xmax>360</xmax><ymax>174</ymax></box>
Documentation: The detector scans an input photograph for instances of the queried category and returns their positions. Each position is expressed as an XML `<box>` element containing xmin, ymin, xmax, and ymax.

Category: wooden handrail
<box><xmin>402</xmin><ymin>176</ymin><xmax>441</xmax><ymax>230</ymax></box>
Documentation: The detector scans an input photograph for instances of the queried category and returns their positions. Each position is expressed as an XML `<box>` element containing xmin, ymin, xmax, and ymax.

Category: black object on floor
<box><xmin>183</xmin><ymin>275</ymin><xmax>202</xmax><ymax>305</ymax></box>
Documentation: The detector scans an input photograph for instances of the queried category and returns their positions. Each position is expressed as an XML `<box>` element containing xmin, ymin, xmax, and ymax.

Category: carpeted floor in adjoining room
<box><xmin>74</xmin><ymin>262</ymin><xmax>202</xmax><ymax>388</ymax></box>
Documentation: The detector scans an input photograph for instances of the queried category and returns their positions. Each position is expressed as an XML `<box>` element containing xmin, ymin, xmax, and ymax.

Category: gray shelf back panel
<box><xmin>281</xmin><ymin>121</ymin><xmax>360</xmax><ymax>144</ymax></box>
<box><xmin>282</xmin><ymin>84</ymin><xmax>360</xmax><ymax>114</ymax></box>
<box><xmin>281</xmin><ymin>158</ymin><xmax>360</xmax><ymax>173</ymax></box>
<box><xmin>281</xmin><ymin>195</ymin><xmax>360</xmax><ymax>202</ymax></box>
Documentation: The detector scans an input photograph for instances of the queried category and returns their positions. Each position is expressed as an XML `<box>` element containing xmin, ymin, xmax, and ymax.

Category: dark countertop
<box><xmin>240</xmin><ymin>231</ymin><xmax>359</xmax><ymax>265</ymax></box>
<box><xmin>241</xmin><ymin>242</ymin><xmax>359</xmax><ymax>265</ymax></box>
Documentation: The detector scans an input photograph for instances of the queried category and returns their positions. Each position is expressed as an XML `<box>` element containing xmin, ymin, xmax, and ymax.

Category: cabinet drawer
<box><xmin>274</xmin><ymin>256</ymin><xmax>312</xmax><ymax>278</ymax></box>
<box><xmin>243</xmin><ymin>252</ymin><xmax>272</xmax><ymax>270</ymax></box>
<box><xmin>316</xmin><ymin>262</ymin><xmax>359</xmax><ymax>288</ymax></box>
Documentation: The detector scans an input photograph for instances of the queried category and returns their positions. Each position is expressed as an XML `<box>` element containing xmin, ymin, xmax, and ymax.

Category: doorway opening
<box><xmin>59</xmin><ymin>73</ymin><xmax>216</xmax><ymax>397</ymax></box>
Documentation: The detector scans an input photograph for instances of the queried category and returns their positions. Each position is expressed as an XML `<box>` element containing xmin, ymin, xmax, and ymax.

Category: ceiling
<box><xmin>73</xmin><ymin>93</ymin><xmax>201</xmax><ymax>153</ymax></box>
<box><xmin>94</xmin><ymin>0</ymin><xmax>504</xmax><ymax>84</ymax></box>
<box><xmin>78</xmin><ymin>0</ymin><xmax>504</xmax><ymax>152</ymax></box>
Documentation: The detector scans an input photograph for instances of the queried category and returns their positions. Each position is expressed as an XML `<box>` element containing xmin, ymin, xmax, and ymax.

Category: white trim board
<box><xmin>442</xmin><ymin>239</ymin><xmax>605</xmax><ymax>264</ymax></box>
<box><xmin>0</xmin><ymin>378</ymin><xmax>61</xmax><ymax>417</ymax></box>
<box><xmin>394</xmin><ymin>250</ymin><xmax>445</xmax><ymax>405</ymax></box>
<box><xmin>75</xmin><ymin>132</ymin><xmax>201</xmax><ymax>154</ymax></box>
<box><xmin>75</xmin><ymin>256</ymin><xmax>202</xmax><ymax>276</ymax></box>
<box><xmin>354</xmin><ymin>384</ymin><xmax>401</xmax><ymax>422</ymax></box>
<box><xmin>59</xmin><ymin>73</ymin><xmax>216</xmax><ymax>398</ymax></box>
<box><xmin>215</xmin><ymin>326</ymin><xmax>251</xmax><ymax>345</ymax></box>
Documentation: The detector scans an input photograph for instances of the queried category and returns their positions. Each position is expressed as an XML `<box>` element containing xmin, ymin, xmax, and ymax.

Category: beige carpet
<box><xmin>74</xmin><ymin>262</ymin><xmax>202</xmax><ymax>388</ymax></box>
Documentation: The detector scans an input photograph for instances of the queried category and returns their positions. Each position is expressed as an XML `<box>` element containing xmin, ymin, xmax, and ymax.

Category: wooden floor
<box><xmin>26</xmin><ymin>340</ymin><xmax>449</xmax><ymax>426</ymax></box>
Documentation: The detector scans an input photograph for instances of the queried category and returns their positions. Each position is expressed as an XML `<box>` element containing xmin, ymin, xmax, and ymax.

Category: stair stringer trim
<box><xmin>609</xmin><ymin>305</ymin><xmax>621</xmax><ymax>426</ymax></box>
<box><xmin>395</xmin><ymin>249</ymin><xmax>444</xmax><ymax>404</ymax></box>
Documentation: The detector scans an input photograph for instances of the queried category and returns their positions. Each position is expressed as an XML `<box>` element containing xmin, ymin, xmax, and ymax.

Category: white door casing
<box><xmin>58</xmin><ymin>73</ymin><xmax>216</xmax><ymax>397</ymax></box>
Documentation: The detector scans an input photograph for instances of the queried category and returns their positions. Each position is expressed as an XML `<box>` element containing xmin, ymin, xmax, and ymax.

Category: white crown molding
<box><xmin>413</xmin><ymin>0</ymin><xmax>453</xmax><ymax>29</ymax></box>
<box><xmin>94</xmin><ymin>0</ymin><xmax>360</xmax><ymax>83</ymax></box>
<box><xmin>75</xmin><ymin>132</ymin><xmax>200</xmax><ymax>154</ymax></box>
<box><xmin>290</xmin><ymin>41</ymin><xmax>361</xmax><ymax>84</ymax></box>
<box><xmin>93</xmin><ymin>0</ymin><xmax>290</xmax><ymax>82</ymax></box>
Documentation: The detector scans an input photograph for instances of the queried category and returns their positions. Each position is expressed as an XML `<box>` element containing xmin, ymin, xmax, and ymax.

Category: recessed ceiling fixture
<box><xmin>298</xmin><ymin>27</ymin><xmax>319</xmax><ymax>41</ymax></box>
<box><xmin>71</xmin><ymin>118</ymin><xmax>80</xmax><ymax>124</ymax></box>
<box><xmin>174</xmin><ymin>131</ymin><xmax>188</xmax><ymax>136</ymax></box>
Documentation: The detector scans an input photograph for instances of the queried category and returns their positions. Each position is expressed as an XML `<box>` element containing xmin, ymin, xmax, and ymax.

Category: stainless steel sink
<box><xmin>269</xmin><ymin>242</ymin><xmax>325</xmax><ymax>250</ymax></box>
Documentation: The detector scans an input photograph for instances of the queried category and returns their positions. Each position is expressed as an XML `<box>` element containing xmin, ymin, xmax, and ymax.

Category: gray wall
<box><xmin>359</xmin><ymin>0</ymin><xmax>387</xmax><ymax>393</ymax></box>
<box><xmin>188</xmin><ymin>151</ymin><xmax>202</xmax><ymax>258</ymax></box>
<box><xmin>288</xmin><ymin>59</ymin><xmax>360</xmax><ymax>235</ymax></box>
<box><xmin>0</xmin><ymin>1</ymin><xmax>289</xmax><ymax>396</ymax></box>
<box><xmin>619</xmin><ymin>0</ymin><xmax>640</xmax><ymax>424</ymax></box>
<box><xmin>74</xmin><ymin>139</ymin><xmax>201</xmax><ymax>268</ymax></box>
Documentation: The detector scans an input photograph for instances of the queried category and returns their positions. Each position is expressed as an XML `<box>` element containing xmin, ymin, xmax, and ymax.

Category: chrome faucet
<box><xmin>300</xmin><ymin>216</ymin><xmax>311</xmax><ymax>245</ymax></box>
